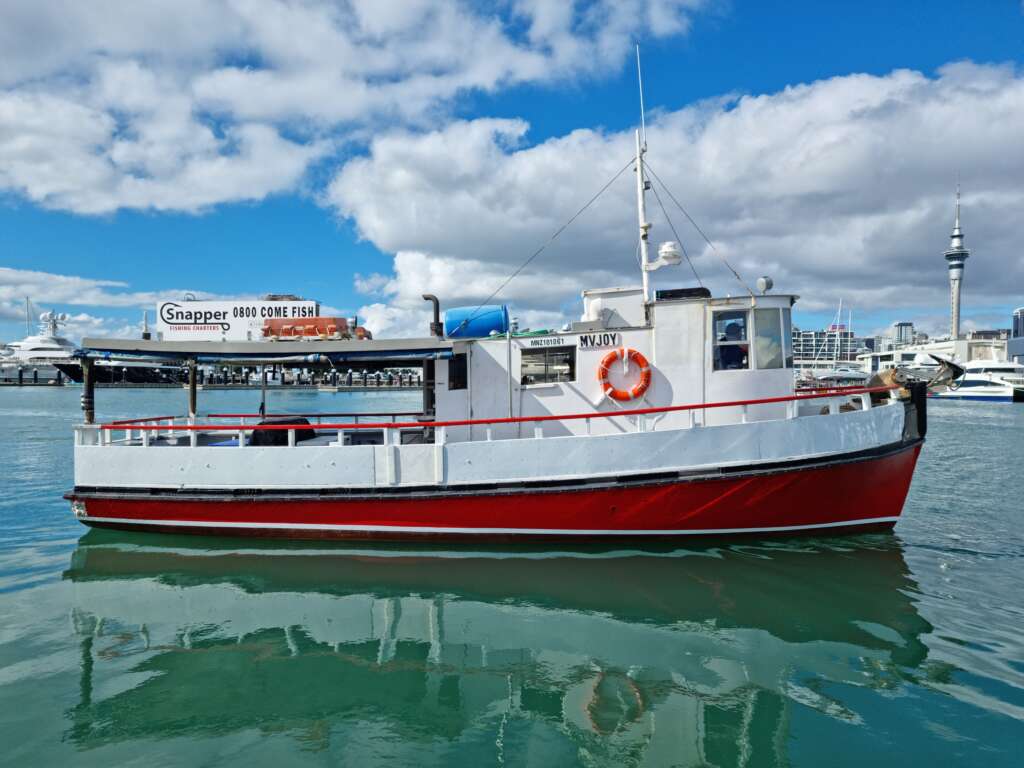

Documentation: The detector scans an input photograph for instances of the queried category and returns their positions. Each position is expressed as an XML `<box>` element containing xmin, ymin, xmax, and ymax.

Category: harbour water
<box><xmin>1</xmin><ymin>388</ymin><xmax>1022</xmax><ymax>766</ymax></box>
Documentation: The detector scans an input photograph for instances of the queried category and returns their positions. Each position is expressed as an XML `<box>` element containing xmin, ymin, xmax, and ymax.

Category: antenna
<box><xmin>635</xmin><ymin>44</ymin><xmax>647</xmax><ymax>147</ymax></box>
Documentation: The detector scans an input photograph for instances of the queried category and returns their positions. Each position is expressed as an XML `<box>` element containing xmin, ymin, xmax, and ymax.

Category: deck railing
<box><xmin>79</xmin><ymin>385</ymin><xmax>899</xmax><ymax>448</ymax></box>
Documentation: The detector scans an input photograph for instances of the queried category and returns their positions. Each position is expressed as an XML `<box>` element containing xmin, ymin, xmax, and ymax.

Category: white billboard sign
<box><xmin>156</xmin><ymin>300</ymin><xmax>319</xmax><ymax>341</ymax></box>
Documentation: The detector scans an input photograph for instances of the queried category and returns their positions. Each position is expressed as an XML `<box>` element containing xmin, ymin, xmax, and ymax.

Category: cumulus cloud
<box><xmin>0</xmin><ymin>0</ymin><xmax>705</xmax><ymax>214</ymax></box>
<box><xmin>332</xmin><ymin>63</ymin><xmax>1024</xmax><ymax>334</ymax></box>
<box><xmin>0</xmin><ymin>266</ymin><xmax>240</xmax><ymax>311</ymax></box>
<box><xmin>0</xmin><ymin>266</ymin><xmax>259</xmax><ymax>342</ymax></box>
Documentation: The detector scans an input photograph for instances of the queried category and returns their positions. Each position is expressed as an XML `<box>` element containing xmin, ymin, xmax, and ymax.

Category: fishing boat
<box><xmin>65</xmin><ymin>129</ymin><xmax>928</xmax><ymax>540</ymax></box>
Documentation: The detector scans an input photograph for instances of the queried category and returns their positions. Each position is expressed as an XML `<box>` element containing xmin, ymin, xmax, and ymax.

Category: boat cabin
<box><xmin>77</xmin><ymin>285</ymin><xmax>798</xmax><ymax>445</ymax></box>
<box><xmin>434</xmin><ymin>287</ymin><xmax>797</xmax><ymax>441</ymax></box>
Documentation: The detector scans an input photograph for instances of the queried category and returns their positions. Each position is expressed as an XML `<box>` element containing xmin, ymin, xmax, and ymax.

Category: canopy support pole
<box><xmin>81</xmin><ymin>358</ymin><xmax>95</xmax><ymax>424</ymax></box>
<box><xmin>187</xmin><ymin>360</ymin><xmax>197</xmax><ymax>420</ymax></box>
<box><xmin>260</xmin><ymin>365</ymin><xmax>267</xmax><ymax>418</ymax></box>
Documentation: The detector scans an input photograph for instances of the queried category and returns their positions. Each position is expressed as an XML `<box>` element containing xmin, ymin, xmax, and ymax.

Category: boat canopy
<box><xmin>78</xmin><ymin>337</ymin><xmax>455</xmax><ymax>365</ymax></box>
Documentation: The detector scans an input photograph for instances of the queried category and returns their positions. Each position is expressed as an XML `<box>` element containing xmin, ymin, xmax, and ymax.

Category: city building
<box><xmin>790</xmin><ymin>324</ymin><xmax>872</xmax><ymax>372</ymax></box>
<box><xmin>1010</xmin><ymin>308</ymin><xmax>1024</xmax><ymax>363</ymax></box>
<box><xmin>893</xmin><ymin>322</ymin><xmax>915</xmax><ymax>347</ymax></box>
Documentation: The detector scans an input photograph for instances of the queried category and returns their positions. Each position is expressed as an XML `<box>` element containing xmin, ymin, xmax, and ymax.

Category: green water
<box><xmin>1</xmin><ymin>388</ymin><xmax>1023</xmax><ymax>766</ymax></box>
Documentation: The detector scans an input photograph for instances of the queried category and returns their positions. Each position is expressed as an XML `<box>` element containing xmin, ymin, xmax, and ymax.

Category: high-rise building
<box><xmin>893</xmin><ymin>322</ymin><xmax>915</xmax><ymax>347</ymax></box>
<box><xmin>943</xmin><ymin>187</ymin><xmax>970</xmax><ymax>339</ymax></box>
<box><xmin>1009</xmin><ymin>308</ymin><xmax>1024</xmax><ymax>363</ymax></box>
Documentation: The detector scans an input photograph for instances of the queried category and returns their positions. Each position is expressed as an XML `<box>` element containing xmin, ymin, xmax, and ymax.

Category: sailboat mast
<box><xmin>24</xmin><ymin>297</ymin><xmax>30</xmax><ymax>336</ymax></box>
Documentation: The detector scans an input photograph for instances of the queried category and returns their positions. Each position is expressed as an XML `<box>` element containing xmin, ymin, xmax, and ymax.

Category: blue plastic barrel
<box><xmin>443</xmin><ymin>305</ymin><xmax>510</xmax><ymax>339</ymax></box>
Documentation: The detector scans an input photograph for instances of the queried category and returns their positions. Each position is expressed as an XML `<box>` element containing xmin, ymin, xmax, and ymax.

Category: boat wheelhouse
<box><xmin>66</xmin><ymin>128</ymin><xmax>927</xmax><ymax>540</ymax></box>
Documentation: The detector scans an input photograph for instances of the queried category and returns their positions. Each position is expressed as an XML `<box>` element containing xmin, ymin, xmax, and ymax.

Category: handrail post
<box><xmin>287</xmin><ymin>428</ymin><xmax>296</xmax><ymax>447</ymax></box>
<box><xmin>237</xmin><ymin>429</ymin><xmax>245</xmax><ymax>448</ymax></box>
<box><xmin>141</xmin><ymin>426</ymin><xmax>149</xmax><ymax>448</ymax></box>
<box><xmin>190</xmin><ymin>429</ymin><xmax>198</xmax><ymax>448</ymax></box>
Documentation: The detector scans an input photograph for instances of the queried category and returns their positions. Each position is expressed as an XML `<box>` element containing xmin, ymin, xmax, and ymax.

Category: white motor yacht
<box><xmin>931</xmin><ymin>359</ymin><xmax>1024</xmax><ymax>402</ymax></box>
<box><xmin>0</xmin><ymin>310</ymin><xmax>78</xmax><ymax>382</ymax></box>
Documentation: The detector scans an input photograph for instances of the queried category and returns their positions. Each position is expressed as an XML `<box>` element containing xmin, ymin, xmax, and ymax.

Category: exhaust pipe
<box><xmin>422</xmin><ymin>294</ymin><xmax>442</xmax><ymax>338</ymax></box>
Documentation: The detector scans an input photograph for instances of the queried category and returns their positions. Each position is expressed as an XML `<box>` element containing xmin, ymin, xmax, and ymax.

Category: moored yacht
<box><xmin>65</xmin><ymin>127</ymin><xmax>928</xmax><ymax>541</ymax></box>
<box><xmin>931</xmin><ymin>359</ymin><xmax>1024</xmax><ymax>402</ymax></box>
<box><xmin>0</xmin><ymin>308</ymin><xmax>78</xmax><ymax>382</ymax></box>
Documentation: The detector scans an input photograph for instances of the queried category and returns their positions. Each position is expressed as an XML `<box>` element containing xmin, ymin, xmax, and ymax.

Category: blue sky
<box><xmin>1</xmin><ymin>0</ymin><xmax>1022</xmax><ymax>343</ymax></box>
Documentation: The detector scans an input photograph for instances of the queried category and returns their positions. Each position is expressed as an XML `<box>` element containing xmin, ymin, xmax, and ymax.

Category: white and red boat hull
<box><xmin>69</xmin><ymin>440</ymin><xmax>921</xmax><ymax>540</ymax></box>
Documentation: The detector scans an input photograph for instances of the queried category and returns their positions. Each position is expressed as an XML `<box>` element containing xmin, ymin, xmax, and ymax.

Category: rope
<box><xmin>648</xmin><ymin>178</ymin><xmax>703</xmax><ymax>286</ymax></box>
<box><xmin>645</xmin><ymin>162</ymin><xmax>754</xmax><ymax>297</ymax></box>
<box><xmin>455</xmin><ymin>156</ymin><xmax>636</xmax><ymax>331</ymax></box>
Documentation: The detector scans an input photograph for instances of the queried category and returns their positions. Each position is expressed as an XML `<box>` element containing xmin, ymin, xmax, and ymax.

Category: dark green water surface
<box><xmin>1</xmin><ymin>388</ymin><xmax>1022</xmax><ymax>766</ymax></box>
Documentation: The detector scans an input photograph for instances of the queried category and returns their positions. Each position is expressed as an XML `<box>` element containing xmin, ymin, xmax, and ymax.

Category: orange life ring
<box><xmin>597</xmin><ymin>348</ymin><xmax>652</xmax><ymax>401</ymax></box>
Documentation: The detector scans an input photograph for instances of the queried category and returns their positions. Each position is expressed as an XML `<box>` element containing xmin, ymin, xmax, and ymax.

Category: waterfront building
<box><xmin>789</xmin><ymin>323</ymin><xmax>871</xmax><ymax>372</ymax></box>
<box><xmin>792</xmin><ymin>324</ymin><xmax>856</xmax><ymax>360</ymax></box>
<box><xmin>1010</xmin><ymin>308</ymin><xmax>1024</xmax><ymax>363</ymax></box>
<box><xmin>967</xmin><ymin>329</ymin><xmax>1010</xmax><ymax>341</ymax></box>
<box><xmin>893</xmin><ymin>322</ymin><xmax>915</xmax><ymax>347</ymax></box>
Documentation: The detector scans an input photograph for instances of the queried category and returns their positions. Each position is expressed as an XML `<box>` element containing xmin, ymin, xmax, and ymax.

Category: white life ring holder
<box><xmin>598</xmin><ymin>347</ymin><xmax>652</xmax><ymax>402</ymax></box>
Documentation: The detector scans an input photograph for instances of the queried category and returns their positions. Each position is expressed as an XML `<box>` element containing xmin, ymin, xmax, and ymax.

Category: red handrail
<box><xmin>98</xmin><ymin>386</ymin><xmax>895</xmax><ymax>432</ymax></box>
<box><xmin>205</xmin><ymin>411</ymin><xmax>423</xmax><ymax>418</ymax></box>
<box><xmin>107</xmin><ymin>415</ymin><xmax>181</xmax><ymax>426</ymax></box>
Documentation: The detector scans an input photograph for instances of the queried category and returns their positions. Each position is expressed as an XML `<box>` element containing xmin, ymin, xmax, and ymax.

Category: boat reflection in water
<box><xmin>64</xmin><ymin>532</ymin><xmax>933</xmax><ymax>766</ymax></box>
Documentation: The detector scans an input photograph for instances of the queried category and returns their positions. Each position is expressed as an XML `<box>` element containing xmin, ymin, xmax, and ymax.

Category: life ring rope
<box><xmin>597</xmin><ymin>347</ymin><xmax>652</xmax><ymax>401</ymax></box>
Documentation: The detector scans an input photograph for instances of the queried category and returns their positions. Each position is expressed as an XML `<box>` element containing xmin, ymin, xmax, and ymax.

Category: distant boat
<box><xmin>0</xmin><ymin>307</ymin><xmax>78</xmax><ymax>382</ymax></box>
<box><xmin>0</xmin><ymin>303</ymin><xmax>185</xmax><ymax>385</ymax></box>
<box><xmin>930</xmin><ymin>359</ymin><xmax>1024</xmax><ymax>402</ymax></box>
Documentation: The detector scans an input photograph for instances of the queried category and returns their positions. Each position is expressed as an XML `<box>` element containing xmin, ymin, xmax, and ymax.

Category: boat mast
<box><xmin>24</xmin><ymin>297</ymin><xmax>30</xmax><ymax>336</ymax></box>
<box><xmin>635</xmin><ymin>46</ymin><xmax>651</xmax><ymax>302</ymax></box>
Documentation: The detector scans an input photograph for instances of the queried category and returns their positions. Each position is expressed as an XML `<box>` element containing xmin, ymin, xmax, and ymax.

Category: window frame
<box><xmin>519</xmin><ymin>344</ymin><xmax>578</xmax><ymax>386</ymax></box>
<box><xmin>447</xmin><ymin>353</ymin><xmax>468</xmax><ymax>390</ymax></box>
<box><xmin>712</xmin><ymin>310</ymin><xmax>751</xmax><ymax>371</ymax></box>
<box><xmin>752</xmin><ymin>308</ymin><xmax>786</xmax><ymax>370</ymax></box>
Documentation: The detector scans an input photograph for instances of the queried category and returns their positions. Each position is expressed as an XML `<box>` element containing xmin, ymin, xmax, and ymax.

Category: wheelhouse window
<box><xmin>781</xmin><ymin>308</ymin><xmax>794</xmax><ymax>368</ymax></box>
<box><xmin>753</xmin><ymin>308</ymin><xmax>785</xmax><ymax>369</ymax></box>
<box><xmin>713</xmin><ymin>311</ymin><xmax>749</xmax><ymax>370</ymax></box>
<box><xmin>520</xmin><ymin>346</ymin><xmax>576</xmax><ymax>385</ymax></box>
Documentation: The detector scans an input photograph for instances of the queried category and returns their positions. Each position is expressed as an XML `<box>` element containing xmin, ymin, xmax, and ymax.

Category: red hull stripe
<box><xmin>73</xmin><ymin>443</ymin><xmax>921</xmax><ymax>539</ymax></box>
<box><xmin>79</xmin><ymin>515</ymin><xmax>899</xmax><ymax>536</ymax></box>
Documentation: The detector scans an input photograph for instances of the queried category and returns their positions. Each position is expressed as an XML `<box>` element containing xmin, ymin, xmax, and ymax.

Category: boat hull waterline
<box><xmin>69</xmin><ymin>440</ymin><xmax>921</xmax><ymax>541</ymax></box>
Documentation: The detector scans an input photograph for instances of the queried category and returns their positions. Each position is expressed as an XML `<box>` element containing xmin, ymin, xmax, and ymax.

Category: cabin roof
<box><xmin>79</xmin><ymin>336</ymin><xmax>453</xmax><ymax>364</ymax></box>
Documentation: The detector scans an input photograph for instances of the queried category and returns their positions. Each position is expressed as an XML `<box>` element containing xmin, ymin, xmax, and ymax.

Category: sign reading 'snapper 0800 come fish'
<box><xmin>156</xmin><ymin>300</ymin><xmax>319</xmax><ymax>341</ymax></box>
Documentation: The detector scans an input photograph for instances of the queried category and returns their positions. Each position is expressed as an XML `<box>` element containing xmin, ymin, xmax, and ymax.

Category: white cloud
<box><xmin>0</xmin><ymin>0</ymin><xmax>706</xmax><ymax>214</ymax></box>
<box><xmin>333</xmin><ymin>63</ymin><xmax>1024</xmax><ymax>334</ymax></box>
<box><xmin>0</xmin><ymin>266</ymin><xmax>240</xmax><ymax>310</ymax></box>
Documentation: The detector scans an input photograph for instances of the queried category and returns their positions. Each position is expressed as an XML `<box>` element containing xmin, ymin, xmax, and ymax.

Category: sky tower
<box><xmin>943</xmin><ymin>186</ymin><xmax>970</xmax><ymax>339</ymax></box>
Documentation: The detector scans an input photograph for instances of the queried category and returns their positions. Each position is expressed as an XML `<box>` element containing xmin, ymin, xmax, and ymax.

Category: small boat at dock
<box><xmin>65</xmin><ymin>131</ymin><xmax>928</xmax><ymax>541</ymax></box>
